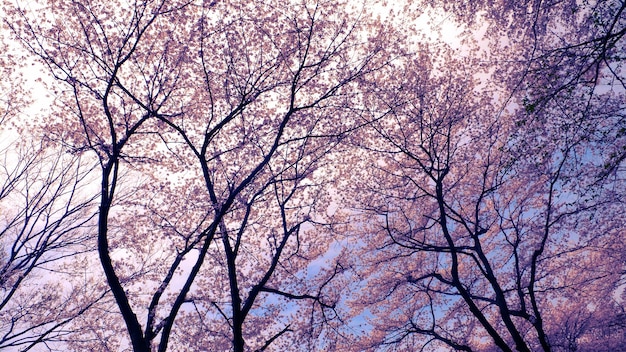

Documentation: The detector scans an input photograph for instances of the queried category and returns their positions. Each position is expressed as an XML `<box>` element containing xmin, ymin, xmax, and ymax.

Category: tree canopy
<box><xmin>1</xmin><ymin>0</ymin><xmax>624</xmax><ymax>351</ymax></box>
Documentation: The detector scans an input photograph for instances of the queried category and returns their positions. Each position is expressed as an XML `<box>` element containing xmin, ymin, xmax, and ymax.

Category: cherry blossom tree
<box><xmin>337</xmin><ymin>57</ymin><xmax>625</xmax><ymax>352</ymax></box>
<box><xmin>4</xmin><ymin>0</ymin><xmax>385</xmax><ymax>350</ymax></box>
<box><xmin>332</xmin><ymin>1</ymin><xmax>626</xmax><ymax>351</ymax></box>
<box><xmin>0</xmin><ymin>34</ymin><xmax>105</xmax><ymax>350</ymax></box>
